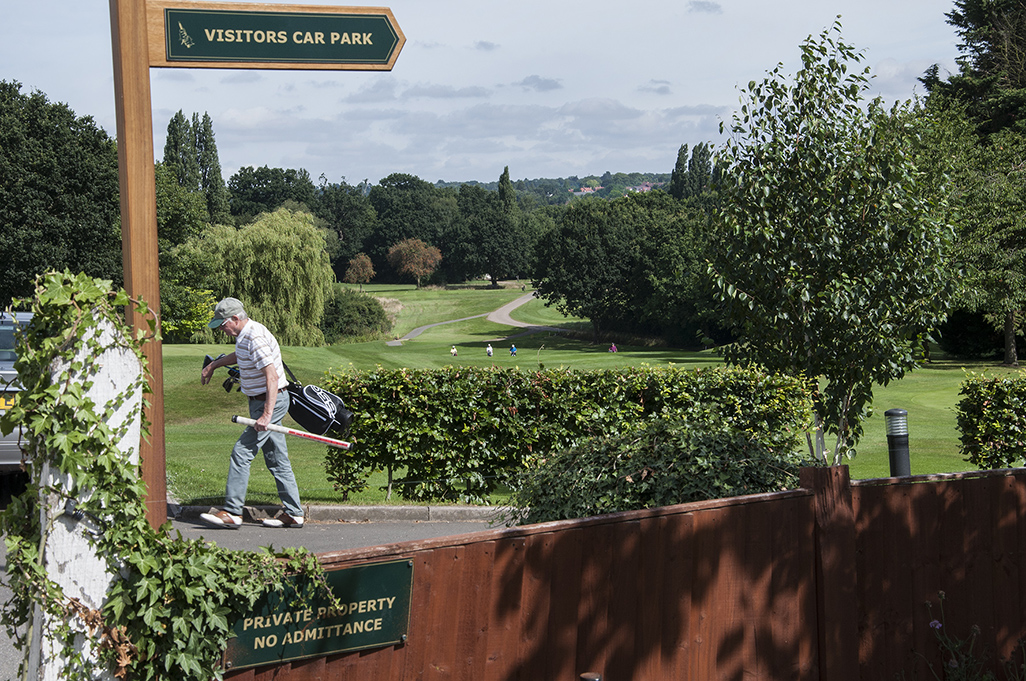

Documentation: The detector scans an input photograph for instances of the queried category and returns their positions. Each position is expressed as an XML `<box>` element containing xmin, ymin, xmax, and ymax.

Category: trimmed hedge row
<box><xmin>322</xmin><ymin>365</ymin><xmax>813</xmax><ymax>503</ymax></box>
<box><xmin>957</xmin><ymin>372</ymin><xmax>1026</xmax><ymax>470</ymax></box>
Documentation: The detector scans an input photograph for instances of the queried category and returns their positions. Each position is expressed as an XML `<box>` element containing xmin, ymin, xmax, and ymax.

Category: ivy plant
<box><xmin>0</xmin><ymin>271</ymin><xmax>325</xmax><ymax>681</ymax></box>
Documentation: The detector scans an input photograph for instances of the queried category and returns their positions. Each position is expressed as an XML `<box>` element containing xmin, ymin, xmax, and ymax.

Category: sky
<box><xmin>3</xmin><ymin>0</ymin><xmax>960</xmax><ymax>186</ymax></box>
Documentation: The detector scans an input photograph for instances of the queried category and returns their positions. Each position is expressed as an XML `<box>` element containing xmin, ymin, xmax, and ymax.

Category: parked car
<box><xmin>0</xmin><ymin>311</ymin><xmax>32</xmax><ymax>474</ymax></box>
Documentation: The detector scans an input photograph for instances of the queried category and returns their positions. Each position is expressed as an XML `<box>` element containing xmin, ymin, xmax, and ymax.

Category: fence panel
<box><xmin>223</xmin><ymin>470</ymin><xmax>1026</xmax><ymax>681</ymax></box>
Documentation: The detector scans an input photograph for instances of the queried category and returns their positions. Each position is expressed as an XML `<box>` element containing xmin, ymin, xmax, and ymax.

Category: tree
<box><xmin>170</xmin><ymin>208</ymin><xmax>334</xmax><ymax>345</ymax></box>
<box><xmin>532</xmin><ymin>200</ymin><xmax>636</xmax><ymax>339</ymax></box>
<box><xmin>193</xmin><ymin>112</ymin><xmax>231</xmax><ymax>224</ymax></box>
<box><xmin>228</xmin><ymin>165</ymin><xmax>317</xmax><ymax>221</ymax></box>
<box><xmin>366</xmin><ymin>173</ymin><xmax>456</xmax><ymax>278</ymax></box>
<box><xmin>0</xmin><ymin>81</ymin><xmax>123</xmax><ymax>306</ymax></box>
<box><xmin>343</xmin><ymin>253</ymin><xmax>375</xmax><ymax>290</ymax></box>
<box><xmin>922</xmin><ymin>0</ymin><xmax>1026</xmax><ymax>137</ymax></box>
<box><xmin>709</xmin><ymin>22</ymin><xmax>957</xmax><ymax>464</ymax></box>
<box><xmin>953</xmin><ymin>129</ymin><xmax>1026</xmax><ymax>365</ymax></box>
<box><xmin>921</xmin><ymin>1</ymin><xmax>1026</xmax><ymax>364</ymax></box>
<box><xmin>313</xmin><ymin>177</ymin><xmax>379</xmax><ymax>273</ymax></box>
<box><xmin>387</xmin><ymin>238</ymin><xmax>442</xmax><ymax>288</ymax></box>
<box><xmin>154</xmin><ymin>162</ymin><xmax>208</xmax><ymax>252</ymax></box>
<box><xmin>163</xmin><ymin>110</ymin><xmax>201</xmax><ymax>190</ymax></box>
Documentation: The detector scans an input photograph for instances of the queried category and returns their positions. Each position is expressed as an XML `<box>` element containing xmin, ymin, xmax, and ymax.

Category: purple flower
<box><xmin>949</xmin><ymin>658</ymin><xmax>959</xmax><ymax>668</ymax></box>
<box><xmin>930</xmin><ymin>620</ymin><xmax>942</xmax><ymax>630</ymax></box>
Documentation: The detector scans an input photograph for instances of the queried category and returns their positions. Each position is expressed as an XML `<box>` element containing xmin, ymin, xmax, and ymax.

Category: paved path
<box><xmin>386</xmin><ymin>291</ymin><xmax>565</xmax><ymax>346</ymax></box>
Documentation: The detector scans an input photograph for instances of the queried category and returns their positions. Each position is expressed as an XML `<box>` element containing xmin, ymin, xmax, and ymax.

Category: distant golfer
<box><xmin>199</xmin><ymin>297</ymin><xmax>304</xmax><ymax>529</ymax></box>
<box><xmin>510</xmin><ymin>344</ymin><xmax>517</xmax><ymax>357</ymax></box>
<box><xmin>486</xmin><ymin>343</ymin><xmax>493</xmax><ymax>357</ymax></box>
<box><xmin>451</xmin><ymin>345</ymin><xmax>458</xmax><ymax>357</ymax></box>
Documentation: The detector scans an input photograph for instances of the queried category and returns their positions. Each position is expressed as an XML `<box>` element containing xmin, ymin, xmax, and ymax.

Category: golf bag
<box><xmin>283</xmin><ymin>364</ymin><xmax>354</xmax><ymax>437</ymax></box>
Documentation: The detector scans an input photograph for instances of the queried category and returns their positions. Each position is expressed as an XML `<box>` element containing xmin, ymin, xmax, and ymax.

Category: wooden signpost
<box><xmin>108</xmin><ymin>0</ymin><xmax>404</xmax><ymax>527</ymax></box>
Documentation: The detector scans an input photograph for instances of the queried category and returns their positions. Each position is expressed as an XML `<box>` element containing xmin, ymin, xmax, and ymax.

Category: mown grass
<box><xmin>164</xmin><ymin>282</ymin><xmax>1023</xmax><ymax>506</ymax></box>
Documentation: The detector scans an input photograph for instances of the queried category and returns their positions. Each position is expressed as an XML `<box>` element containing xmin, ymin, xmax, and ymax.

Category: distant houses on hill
<box><xmin>570</xmin><ymin>181</ymin><xmax>664</xmax><ymax>197</ymax></box>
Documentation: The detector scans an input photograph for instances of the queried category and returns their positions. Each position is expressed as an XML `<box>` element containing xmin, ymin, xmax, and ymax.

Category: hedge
<box><xmin>957</xmin><ymin>372</ymin><xmax>1026</xmax><ymax>470</ymax></box>
<box><xmin>322</xmin><ymin>365</ymin><xmax>813</xmax><ymax>503</ymax></box>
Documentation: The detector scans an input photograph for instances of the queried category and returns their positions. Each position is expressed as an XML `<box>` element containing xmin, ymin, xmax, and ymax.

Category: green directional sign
<box><xmin>223</xmin><ymin>559</ymin><xmax>414</xmax><ymax>671</ymax></box>
<box><xmin>163</xmin><ymin>6</ymin><xmax>403</xmax><ymax>67</ymax></box>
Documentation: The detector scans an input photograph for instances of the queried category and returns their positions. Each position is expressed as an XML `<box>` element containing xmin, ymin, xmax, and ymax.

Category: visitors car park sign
<box><xmin>147</xmin><ymin>0</ymin><xmax>405</xmax><ymax>70</ymax></box>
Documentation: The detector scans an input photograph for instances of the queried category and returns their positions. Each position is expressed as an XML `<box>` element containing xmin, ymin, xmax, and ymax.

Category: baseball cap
<box><xmin>208</xmin><ymin>297</ymin><xmax>245</xmax><ymax>328</ymax></box>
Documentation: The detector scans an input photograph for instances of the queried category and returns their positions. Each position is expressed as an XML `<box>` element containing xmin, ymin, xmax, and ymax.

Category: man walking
<box><xmin>199</xmin><ymin>297</ymin><xmax>304</xmax><ymax>529</ymax></box>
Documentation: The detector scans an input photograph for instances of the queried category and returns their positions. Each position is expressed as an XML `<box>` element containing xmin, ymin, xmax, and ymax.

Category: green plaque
<box><xmin>165</xmin><ymin>7</ymin><xmax>401</xmax><ymax>65</ymax></box>
<box><xmin>223</xmin><ymin>559</ymin><xmax>413</xmax><ymax>671</ymax></box>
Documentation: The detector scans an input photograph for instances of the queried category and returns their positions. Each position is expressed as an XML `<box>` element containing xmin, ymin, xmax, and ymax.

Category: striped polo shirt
<box><xmin>234</xmin><ymin>319</ymin><xmax>288</xmax><ymax>397</ymax></box>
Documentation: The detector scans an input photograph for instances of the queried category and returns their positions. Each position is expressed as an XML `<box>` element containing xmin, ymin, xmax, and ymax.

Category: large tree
<box><xmin>0</xmin><ymin>81</ymin><xmax>123</xmax><ymax>307</ymax></box>
<box><xmin>922</xmin><ymin>0</ymin><xmax>1026</xmax><ymax>137</ymax></box>
<box><xmin>313</xmin><ymin>177</ymin><xmax>379</xmax><ymax>273</ymax></box>
<box><xmin>922</xmin><ymin>0</ymin><xmax>1026</xmax><ymax>364</ymax></box>
<box><xmin>366</xmin><ymin>173</ymin><xmax>456</xmax><ymax>278</ymax></box>
<box><xmin>168</xmin><ymin>208</ymin><xmax>333</xmax><ymax>345</ymax></box>
<box><xmin>228</xmin><ymin>165</ymin><xmax>317</xmax><ymax>221</ymax></box>
<box><xmin>387</xmin><ymin>238</ymin><xmax>442</xmax><ymax>288</ymax></box>
<box><xmin>710</xmin><ymin>23</ymin><xmax>958</xmax><ymax>464</ymax></box>
<box><xmin>163</xmin><ymin>110</ymin><xmax>201</xmax><ymax>191</ymax></box>
<box><xmin>193</xmin><ymin>112</ymin><xmax>231</xmax><ymax>224</ymax></box>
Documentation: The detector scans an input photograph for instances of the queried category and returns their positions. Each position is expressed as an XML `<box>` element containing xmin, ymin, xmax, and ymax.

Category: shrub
<box><xmin>957</xmin><ymin>372</ymin><xmax>1026</xmax><ymax>469</ymax></box>
<box><xmin>502</xmin><ymin>415</ymin><xmax>816</xmax><ymax>525</ymax></box>
<box><xmin>320</xmin><ymin>285</ymin><xmax>391</xmax><ymax>343</ymax></box>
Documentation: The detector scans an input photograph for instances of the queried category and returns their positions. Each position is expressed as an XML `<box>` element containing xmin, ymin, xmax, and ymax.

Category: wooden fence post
<box><xmin>800</xmin><ymin>465</ymin><xmax>859</xmax><ymax>681</ymax></box>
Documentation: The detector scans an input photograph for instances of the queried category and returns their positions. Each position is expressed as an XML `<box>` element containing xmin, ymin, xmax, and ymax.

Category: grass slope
<box><xmin>164</xmin><ymin>282</ymin><xmax>1021</xmax><ymax>506</ymax></box>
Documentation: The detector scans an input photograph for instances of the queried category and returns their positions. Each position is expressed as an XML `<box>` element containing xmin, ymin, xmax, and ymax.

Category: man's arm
<box><xmin>200</xmin><ymin>351</ymin><xmax>238</xmax><ymax>385</ymax></box>
<box><xmin>254</xmin><ymin>363</ymin><xmax>279</xmax><ymax>431</ymax></box>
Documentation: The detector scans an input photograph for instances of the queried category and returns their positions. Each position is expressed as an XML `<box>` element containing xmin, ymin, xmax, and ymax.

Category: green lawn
<box><xmin>163</xmin><ymin>282</ymin><xmax>1023</xmax><ymax>506</ymax></box>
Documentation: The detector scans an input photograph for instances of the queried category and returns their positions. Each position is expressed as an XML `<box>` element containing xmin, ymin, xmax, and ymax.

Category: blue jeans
<box><xmin>223</xmin><ymin>390</ymin><xmax>303</xmax><ymax>518</ymax></box>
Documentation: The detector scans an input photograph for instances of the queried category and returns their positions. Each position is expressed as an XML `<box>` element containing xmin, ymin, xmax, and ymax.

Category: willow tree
<box><xmin>709</xmin><ymin>22</ymin><xmax>958</xmax><ymax>464</ymax></box>
<box><xmin>181</xmin><ymin>207</ymin><xmax>333</xmax><ymax>345</ymax></box>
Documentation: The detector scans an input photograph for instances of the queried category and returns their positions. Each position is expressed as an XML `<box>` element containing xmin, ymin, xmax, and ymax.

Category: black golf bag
<box><xmin>283</xmin><ymin>364</ymin><xmax>354</xmax><ymax>437</ymax></box>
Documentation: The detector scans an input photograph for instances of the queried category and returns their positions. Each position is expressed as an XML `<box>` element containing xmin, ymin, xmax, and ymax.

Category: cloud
<box><xmin>687</xmin><ymin>1</ymin><xmax>722</xmax><ymax>13</ymax></box>
<box><xmin>475</xmin><ymin>41</ymin><xmax>499</xmax><ymax>51</ymax></box>
<box><xmin>344</xmin><ymin>79</ymin><xmax>399</xmax><ymax>103</ymax></box>
<box><xmin>219</xmin><ymin>72</ymin><xmax>263</xmax><ymax>85</ymax></box>
<box><xmin>639</xmin><ymin>79</ymin><xmax>673</xmax><ymax>95</ymax></box>
<box><xmin>516</xmin><ymin>75</ymin><xmax>562</xmax><ymax>92</ymax></box>
<box><xmin>403</xmin><ymin>84</ymin><xmax>491</xmax><ymax>99</ymax></box>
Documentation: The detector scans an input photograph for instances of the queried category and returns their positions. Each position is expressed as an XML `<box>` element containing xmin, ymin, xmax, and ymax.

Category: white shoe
<box><xmin>262</xmin><ymin>512</ymin><xmax>304</xmax><ymax>528</ymax></box>
<box><xmin>199</xmin><ymin>509</ymin><xmax>242</xmax><ymax>528</ymax></box>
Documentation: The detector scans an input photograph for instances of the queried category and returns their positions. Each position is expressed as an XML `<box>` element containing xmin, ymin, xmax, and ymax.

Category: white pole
<box><xmin>231</xmin><ymin>416</ymin><xmax>352</xmax><ymax>450</ymax></box>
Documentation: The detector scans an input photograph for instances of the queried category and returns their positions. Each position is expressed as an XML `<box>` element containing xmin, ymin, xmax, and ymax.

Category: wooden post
<box><xmin>109</xmin><ymin>0</ymin><xmax>167</xmax><ymax>528</ymax></box>
<box><xmin>800</xmin><ymin>465</ymin><xmax>859</xmax><ymax>681</ymax></box>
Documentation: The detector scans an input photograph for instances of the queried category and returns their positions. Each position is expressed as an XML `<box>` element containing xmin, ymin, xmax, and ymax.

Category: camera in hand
<box><xmin>204</xmin><ymin>354</ymin><xmax>241</xmax><ymax>393</ymax></box>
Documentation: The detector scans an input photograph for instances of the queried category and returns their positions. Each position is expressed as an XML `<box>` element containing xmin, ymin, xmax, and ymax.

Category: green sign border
<box><xmin>223</xmin><ymin>558</ymin><xmax>414</xmax><ymax>671</ymax></box>
<box><xmin>165</xmin><ymin>7</ymin><xmax>400</xmax><ymax>64</ymax></box>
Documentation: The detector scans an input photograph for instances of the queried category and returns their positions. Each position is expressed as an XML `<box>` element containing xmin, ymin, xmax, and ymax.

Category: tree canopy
<box><xmin>710</xmin><ymin>22</ymin><xmax>958</xmax><ymax>463</ymax></box>
<box><xmin>0</xmin><ymin>80</ymin><xmax>123</xmax><ymax>307</ymax></box>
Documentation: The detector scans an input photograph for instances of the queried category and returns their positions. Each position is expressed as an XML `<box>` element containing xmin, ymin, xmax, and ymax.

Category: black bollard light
<box><xmin>885</xmin><ymin>408</ymin><xmax>911</xmax><ymax>477</ymax></box>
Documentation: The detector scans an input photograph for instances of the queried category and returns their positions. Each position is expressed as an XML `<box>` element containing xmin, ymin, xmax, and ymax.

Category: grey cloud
<box><xmin>688</xmin><ymin>1</ymin><xmax>722</xmax><ymax>13</ymax></box>
<box><xmin>344</xmin><ymin>79</ymin><xmax>399</xmax><ymax>103</ymax></box>
<box><xmin>475</xmin><ymin>41</ymin><xmax>499</xmax><ymax>51</ymax></box>
<box><xmin>516</xmin><ymin>75</ymin><xmax>562</xmax><ymax>92</ymax></box>
<box><xmin>403</xmin><ymin>84</ymin><xmax>491</xmax><ymax>99</ymax></box>
<box><xmin>639</xmin><ymin>80</ymin><xmax>673</xmax><ymax>95</ymax></box>
<box><xmin>219</xmin><ymin>72</ymin><xmax>263</xmax><ymax>85</ymax></box>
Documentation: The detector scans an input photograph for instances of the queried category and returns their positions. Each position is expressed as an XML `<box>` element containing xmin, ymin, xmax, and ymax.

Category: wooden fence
<box><xmin>224</xmin><ymin>466</ymin><xmax>1026</xmax><ymax>680</ymax></box>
